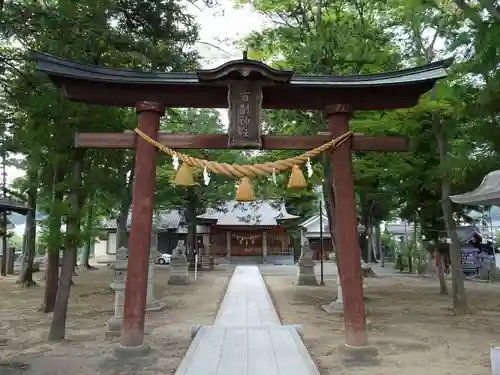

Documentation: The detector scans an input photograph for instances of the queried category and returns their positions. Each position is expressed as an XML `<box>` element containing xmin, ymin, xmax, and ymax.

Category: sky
<box><xmin>189</xmin><ymin>1</ymin><xmax>268</xmax><ymax>67</ymax></box>
<box><xmin>7</xmin><ymin>1</ymin><xmax>267</xmax><ymax>235</ymax></box>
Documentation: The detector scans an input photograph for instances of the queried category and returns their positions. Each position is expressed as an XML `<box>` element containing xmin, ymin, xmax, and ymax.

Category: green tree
<box><xmin>0</xmin><ymin>0</ymin><xmax>202</xmax><ymax>340</ymax></box>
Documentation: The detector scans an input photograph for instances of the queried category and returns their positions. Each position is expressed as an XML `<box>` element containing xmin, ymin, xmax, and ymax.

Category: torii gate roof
<box><xmin>450</xmin><ymin>170</ymin><xmax>500</xmax><ymax>206</ymax></box>
<box><xmin>30</xmin><ymin>51</ymin><xmax>452</xmax><ymax>111</ymax></box>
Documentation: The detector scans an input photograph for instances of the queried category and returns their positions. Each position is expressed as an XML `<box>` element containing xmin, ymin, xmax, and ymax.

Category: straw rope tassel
<box><xmin>287</xmin><ymin>165</ymin><xmax>307</xmax><ymax>189</ymax></box>
<box><xmin>173</xmin><ymin>163</ymin><xmax>196</xmax><ymax>187</ymax></box>
<box><xmin>235</xmin><ymin>177</ymin><xmax>255</xmax><ymax>202</ymax></box>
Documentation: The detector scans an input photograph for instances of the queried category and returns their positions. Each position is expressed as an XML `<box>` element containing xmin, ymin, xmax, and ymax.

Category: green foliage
<box><xmin>0</xmin><ymin>0</ymin><xmax>202</xmax><ymax>252</ymax></box>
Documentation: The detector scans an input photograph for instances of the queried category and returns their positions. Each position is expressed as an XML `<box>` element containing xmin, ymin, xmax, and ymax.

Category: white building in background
<box><xmin>299</xmin><ymin>214</ymin><xmax>333</xmax><ymax>260</ymax></box>
<box><xmin>92</xmin><ymin>209</ymin><xmax>210</xmax><ymax>264</ymax></box>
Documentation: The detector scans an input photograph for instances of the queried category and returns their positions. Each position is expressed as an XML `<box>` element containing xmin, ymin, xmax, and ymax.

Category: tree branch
<box><xmin>478</xmin><ymin>0</ymin><xmax>500</xmax><ymax>21</ymax></box>
<box><xmin>453</xmin><ymin>0</ymin><xmax>484</xmax><ymax>25</ymax></box>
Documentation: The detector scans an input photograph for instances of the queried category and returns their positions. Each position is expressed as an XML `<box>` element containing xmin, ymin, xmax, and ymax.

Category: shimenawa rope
<box><xmin>134</xmin><ymin>128</ymin><xmax>353</xmax><ymax>180</ymax></box>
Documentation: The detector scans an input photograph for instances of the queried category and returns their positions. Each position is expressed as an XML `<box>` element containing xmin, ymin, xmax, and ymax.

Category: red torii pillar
<box><xmin>325</xmin><ymin>104</ymin><xmax>378</xmax><ymax>364</ymax></box>
<box><xmin>115</xmin><ymin>101</ymin><xmax>165</xmax><ymax>357</ymax></box>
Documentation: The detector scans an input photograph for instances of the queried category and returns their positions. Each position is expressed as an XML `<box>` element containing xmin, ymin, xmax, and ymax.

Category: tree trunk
<box><xmin>17</xmin><ymin>162</ymin><xmax>38</xmax><ymax>286</ymax></box>
<box><xmin>80</xmin><ymin>207</ymin><xmax>94</xmax><ymax>269</ymax></box>
<box><xmin>116</xmin><ymin>162</ymin><xmax>134</xmax><ymax>250</ymax></box>
<box><xmin>322</xmin><ymin>155</ymin><xmax>337</xmax><ymax>250</ymax></box>
<box><xmin>6</xmin><ymin>246</ymin><xmax>14</xmax><ymax>274</ymax></box>
<box><xmin>43</xmin><ymin>251</ymin><xmax>60</xmax><ymax>313</ymax></box>
<box><xmin>18</xmin><ymin>206</ymin><xmax>37</xmax><ymax>285</ymax></box>
<box><xmin>80</xmin><ymin>242</ymin><xmax>92</xmax><ymax>269</ymax></box>
<box><xmin>42</xmin><ymin>166</ymin><xmax>65</xmax><ymax>313</ymax></box>
<box><xmin>432</xmin><ymin>111</ymin><xmax>468</xmax><ymax>315</ymax></box>
<box><xmin>437</xmin><ymin>252</ymin><xmax>448</xmax><ymax>295</ymax></box>
<box><xmin>1</xmin><ymin>211</ymin><xmax>7</xmax><ymax>277</ymax></box>
<box><xmin>321</xmin><ymin>155</ymin><xmax>345</xmax><ymax>310</ymax></box>
<box><xmin>72</xmin><ymin>180</ymin><xmax>87</xmax><ymax>276</ymax></box>
<box><xmin>360</xmin><ymin>201</ymin><xmax>369</xmax><ymax>262</ymax></box>
<box><xmin>48</xmin><ymin>246</ymin><xmax>75</xmax><ymax>340</ymax></box>
<box><xmin>116</xmin><ymin>206</ymin><xmax>129</xmax><ymax>250</ymax></box>
<box><xmin>186</xmin><ymin>189</ymin><xmax>198</xmax><ymax>267</ymax></box>
<box><xmin>374</xmin><ymin>222</ymin><xmax>381</xmax><ymax>262</ymax></box>
<box><xmin>49</xmin><ymin>150</ymin><xmax>85</xmax><ymax>340</ymax></box>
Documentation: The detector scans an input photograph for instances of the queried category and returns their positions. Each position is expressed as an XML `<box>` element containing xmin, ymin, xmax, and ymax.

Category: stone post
<box><xmin>323</xmin><ymin>252</ymin><xmax>344</xmax><ymax>313</ymax></box>
<box><xmin>168</xmin><ymin>241</ymin><xmax>190</xmax><ymax>285</ymax></box>
<box><xmin>106</xmin><ymin>246</ymin><xmax>129</xmax><ymax>337</ymax></box>
<box><xmin>297</xmin><ymin>239</ymin><xmax>317</xmax><ymax>286</ymax></box>
<box><xmin>146</xmin><ymin>246</ymin><xmax>166</xmax><ymax>311</ymax></box>
<box><xmin>323</xmin><ymin>276</ymin><xmax>344</xmax><ymax>313</ymax></box>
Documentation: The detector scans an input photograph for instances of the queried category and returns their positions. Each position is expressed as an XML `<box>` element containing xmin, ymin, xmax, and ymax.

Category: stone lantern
<box><xmin>168</xmin><ymin>240</ymin><xmax>190</xmax><ymax>285</ymax></box>
<box><xmin>297</xmin><ymin>238</ymin><xmax>318</xmax><ymax>286</ymax></box>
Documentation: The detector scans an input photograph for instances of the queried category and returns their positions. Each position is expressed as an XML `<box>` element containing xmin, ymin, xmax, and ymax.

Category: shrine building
<box><xmin>198</xmin><ymin>200</ymin><xmax>298</xmax><ymax>265</ymax></box>
<box><xmin>94</xmin><ymin>200</ymin><xmax>298</xmax><ymax>265</ymax></box>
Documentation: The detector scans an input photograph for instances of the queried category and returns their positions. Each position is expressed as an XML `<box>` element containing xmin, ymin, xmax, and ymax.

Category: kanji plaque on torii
<box><xmin>227</xmin><ymin>81</ymin><xmax>263</xmax><ymax>148</ymax></box>
<box><xmin>31</xmin><ymin>49</ymin><xmax>452</xmax><ymax>363</ymax></box>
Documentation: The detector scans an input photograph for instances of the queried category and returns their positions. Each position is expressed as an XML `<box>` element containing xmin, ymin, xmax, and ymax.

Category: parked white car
<box><xmin>156</xmin><ymin>253</ymin><xmax>171</xmax><ymax>265</ymax></box>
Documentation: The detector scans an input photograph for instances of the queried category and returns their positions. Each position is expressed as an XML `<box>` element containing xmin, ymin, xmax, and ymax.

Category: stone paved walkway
<box><xmin>215</xmin><ymin>266</ymin><xmax>280</xmax><ymax>327</ymax></box>
<box><xmin>174</xmin><ymin>266</ymin><xmax>321</xmax><ymax>375</ymax></box>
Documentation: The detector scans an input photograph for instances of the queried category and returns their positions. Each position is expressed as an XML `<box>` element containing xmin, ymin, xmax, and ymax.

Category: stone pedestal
<box><xmin>340</xmin><ymin>344</ymin><xmax>380</xmax><ymax>366</ymax></box>
<box><xmin>146</xmin><ymin>250</ymin><xmax>166</xmax><ymax>311</ymax></box>
<box><xmin>106</xmin><ymin>246</ymin><xmax>128</xmax><ymax>338</ymax></box>
<box><xmin>297</xmin><ymin>240</ymin><xmax>317</xmax><ymax>286</ymax></box>
<box><xmin>200</xmin><ymin>254</ymin><xmax>214</xmax><ymax>270</ymax></box>
<box><xmin>168</xmin><ymin>241</ymin><xmax>190</xmax><ymax>285</ymax></box>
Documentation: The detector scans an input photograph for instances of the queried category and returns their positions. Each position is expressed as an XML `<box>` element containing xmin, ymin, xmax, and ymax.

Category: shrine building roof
<box><xmin>0</xmin><ymin>198</ymin><xmax>29</xmax><ymax>215</ymax></box>
<box><xmin>197</xmin><ymin>200</ymin><xmax>299</xmax><ymax>227</ymax></box>
<box><xmin>30</xmin><ymin>51</ymin><xmax>453</xmax><ymax>111</ymax></box>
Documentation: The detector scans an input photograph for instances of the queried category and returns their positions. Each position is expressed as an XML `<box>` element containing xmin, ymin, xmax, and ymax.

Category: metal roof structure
<box><xmin>99</xmin><ymin>201</ymin><xmax>298</xmax><ymax>229</ymax></box>
<box><xmin>450</xmin><ymin>170</ymin><xmax>500</xmax><ymax>206</ymax></box>
<box><xmin>300</xmin><ymin>214</ymin><xmax>331</xmax><ymax>239</ymax></box>
<box><xmin>385</xmin><ymin>223</ymin><xmax>415</xmax><ymax>236</ymax></box>
<box><xmin>99</xmin><ymin>209</ymin><xmax>184</xmax><ymax>230</ymax></box>
<box><xmin>197</xmin><ymin>200</ymin><xmax>299</xmax><ymax>227</ymax></box>
<box><xmin>455</xmin><ymin>225</ymin><xmax>482</xmax><ymax>244</ymax></box>
<box><xmin>0</xmin><ymin>198</ymin><xmax>29</xmax><ymax>215</ymax></box>
<box><xmin>30</xmin><ymin>51</ymin><xmax>453</xmax><ymax>111</ymax></box>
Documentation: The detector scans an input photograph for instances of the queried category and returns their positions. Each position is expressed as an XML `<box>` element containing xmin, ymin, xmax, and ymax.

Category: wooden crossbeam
<box><xmin>74</xmin><ymin>133</ymin><xmax>409</xmax><ymax>152</ymax></box>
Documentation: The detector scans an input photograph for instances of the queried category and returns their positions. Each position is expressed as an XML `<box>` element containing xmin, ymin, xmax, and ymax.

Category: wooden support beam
<box><xmin>74</xmin><ymin>133</ymin><xmax>409</xmax><ymax>152</ymax></box>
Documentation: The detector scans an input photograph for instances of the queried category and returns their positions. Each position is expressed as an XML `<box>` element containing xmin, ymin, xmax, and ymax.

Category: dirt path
<box><xmin>0</xmin><ymin>266</ymin><xmax>232</xmax><ymax>375</ymax></box>
<box><xmin>265</xmin><ymin>274</ymin><xmax>498</xmax><ymax>375</ymax></box>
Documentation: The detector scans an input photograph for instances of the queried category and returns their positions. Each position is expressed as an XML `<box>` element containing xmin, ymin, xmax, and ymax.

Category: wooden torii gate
<box><xmin>32</xmin><ymin>51</ymin><xmax>451</xmax><ymax>358</ymax></box>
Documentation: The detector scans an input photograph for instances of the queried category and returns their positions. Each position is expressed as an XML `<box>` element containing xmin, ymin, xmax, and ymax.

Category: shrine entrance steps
<box><xmin>174</xmin><ymin>266</ymin><xmax>321</xmax><ymax>375</ymax></box>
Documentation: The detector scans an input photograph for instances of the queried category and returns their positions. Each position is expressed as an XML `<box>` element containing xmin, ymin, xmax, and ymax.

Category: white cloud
<box><xmin>189</xmin><ymin>1</ymin><xmax>267</xmax><ymax>68</ymax></box>
<box><xmin>12</xmin><ymin>223</ymin><xmax>24</xmax><ymax>236</ymax></box>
